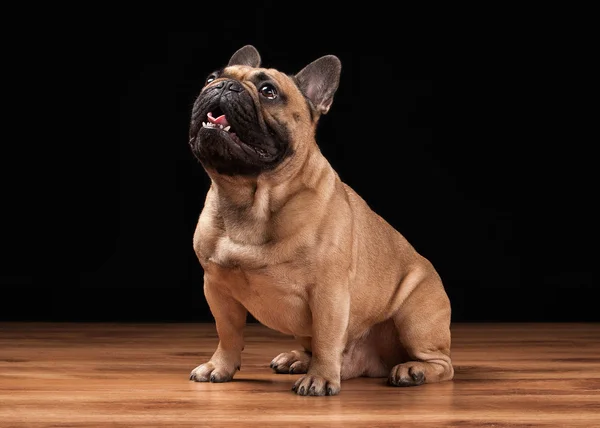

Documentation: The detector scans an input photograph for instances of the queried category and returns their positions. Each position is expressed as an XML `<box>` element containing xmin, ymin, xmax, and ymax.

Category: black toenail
<box><xmin>289</xmin><ymin>367</ymin><xmax>295</xmax><ymax>374</ymax></box>
<box><xmin>299</xmin><ymin>386</ymin><xmax>305</xmax><ymax>395</ymax></box>
<box><xmin>327</xmin><ymin>387</ymin><xmax>334</xmax><ymax>395</ymax></box>
<box><xmin>210</xmin><ymin>374</ymin><xmax>216</xmax><ymax>382</ymax></box>
<box><xmin>411</xmin><ymin>371</ymin><xmax>424</xmax><ymax>382</ymax></box>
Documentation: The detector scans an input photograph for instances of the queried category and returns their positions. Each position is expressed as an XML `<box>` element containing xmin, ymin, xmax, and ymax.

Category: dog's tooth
<box><xmin>219</xmin><ymin>124</ymin><xmax>223</xmax><ymax>129</ymax></box>
<box><xmin>202</xmin><ymin>122</ymin><xmax>207</xmax><ymax>127</ymax></box>
<box><xmin>224</xmin><ymin>126</ymin><xmax>231</xmax><ymax>132</ymax></box>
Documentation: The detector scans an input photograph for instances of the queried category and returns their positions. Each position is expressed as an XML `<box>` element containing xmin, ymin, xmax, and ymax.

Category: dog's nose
<box><xmin>213</xmin><ymin>80</ymin><xmax>245</xmax><ymax>94</ymax></box>
<box><xmin>227</xmin><ymin>82</ymin><xmax>243</xmax><ymax>93</ymax></box>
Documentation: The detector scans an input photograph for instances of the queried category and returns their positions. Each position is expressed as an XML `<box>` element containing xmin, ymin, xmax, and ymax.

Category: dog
<box><xmin>187</xmin><ymin>45</ymin><xmax>453</xmax><ymax>396</ymax></box>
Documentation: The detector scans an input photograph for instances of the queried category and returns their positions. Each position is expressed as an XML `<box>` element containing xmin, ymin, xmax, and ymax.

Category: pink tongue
<box><xmin>207</xmin><ymin>112</ymin><xmax>230</xmax><ymax>127</ymax></box>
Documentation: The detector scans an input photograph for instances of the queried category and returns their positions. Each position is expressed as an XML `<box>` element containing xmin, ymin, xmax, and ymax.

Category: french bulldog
<box><xmin>188</xmin><ymin>45</ymin><xmax>453</xmax><ymax>396</ymax></box>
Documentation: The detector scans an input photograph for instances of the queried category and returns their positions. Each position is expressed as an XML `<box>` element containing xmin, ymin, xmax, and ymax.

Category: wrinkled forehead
<box><xmin>222</xmin><ymin>65</ymin><xmax>298</xmax><ymax>92</ymax></box>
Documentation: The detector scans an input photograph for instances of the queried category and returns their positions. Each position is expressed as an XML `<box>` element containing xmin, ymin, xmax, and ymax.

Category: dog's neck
<box><xmin>209</xmin><ymin>144</ymin><xmax>332</xmax><ymax>212</ymax></box>
<box><xmin>206</xmin><ymin>142</ymin><xmax>337</xmax><ymax>244</ymax></box>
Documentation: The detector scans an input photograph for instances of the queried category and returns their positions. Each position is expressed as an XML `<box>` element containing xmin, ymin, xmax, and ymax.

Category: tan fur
<box><xmin>189</xmin><ymin>62</ymin><xmax>453</xmax><ymax>396</ymax></box>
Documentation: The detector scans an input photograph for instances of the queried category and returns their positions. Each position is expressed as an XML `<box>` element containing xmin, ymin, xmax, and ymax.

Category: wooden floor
<box><xmin>0</xmin><ymin>323</ymin><xmax>599</xmax><ymax>427</ymax></box>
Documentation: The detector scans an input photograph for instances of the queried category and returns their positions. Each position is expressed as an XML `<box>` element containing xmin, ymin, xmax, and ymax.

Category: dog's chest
<box><xmin>196</xmin><ymin>192</ymin><xmax>313</xmax><ymax>337</ymax></box>
<box><xmin>203</xmin><ymin>259</ymin><xmax>313</xmax><ymax>337</ymax></box>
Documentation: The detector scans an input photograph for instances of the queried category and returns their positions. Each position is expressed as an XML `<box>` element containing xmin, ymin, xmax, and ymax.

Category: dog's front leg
<box><xmin>292</xmin><ymin>282</ymin><xmax>349</xmax><ymax>396</ymax></box>
<box><xmin>189</xmin><ymin>277</ymin><xmax>247</xmax><ymax>383</ymax></box>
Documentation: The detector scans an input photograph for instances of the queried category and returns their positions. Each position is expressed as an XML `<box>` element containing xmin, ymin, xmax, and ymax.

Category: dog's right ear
<box><xmin>228</xmin><ymin>45</ymin><xmax>261</xmax><ymax>68</ymax></box>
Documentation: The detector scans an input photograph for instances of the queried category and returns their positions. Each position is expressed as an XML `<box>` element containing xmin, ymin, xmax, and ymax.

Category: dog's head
<box><xmin>189</xmin><ymin>45</ymin><xmax>341</xmax><ymax>176</ymax></box>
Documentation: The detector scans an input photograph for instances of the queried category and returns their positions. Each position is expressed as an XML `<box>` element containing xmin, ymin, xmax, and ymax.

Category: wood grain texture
<box><xmin>0</xmin><ymin>323</ymin><xmax>599</xmax><ymax>427</ymax></box>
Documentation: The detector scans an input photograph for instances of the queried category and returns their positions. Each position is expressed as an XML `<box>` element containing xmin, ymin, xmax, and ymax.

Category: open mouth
<box><xmin>202</xmin><ymin>107</ymin><xmax>237</xmax><ymax>138</ymax></box>
<box><xmin>201</xmin><ymin>108</ymin><xmax>269</xmax><ymax>158</ymax></box>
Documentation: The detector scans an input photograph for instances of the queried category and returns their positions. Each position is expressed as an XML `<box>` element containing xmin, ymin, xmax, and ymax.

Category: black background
<box><xmin>2</xmin><ymin>16</ymin><xmax>597</xmax><ymax>323</ymax></box>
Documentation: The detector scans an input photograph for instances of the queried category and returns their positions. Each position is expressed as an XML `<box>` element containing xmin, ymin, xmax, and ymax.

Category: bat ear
<box><xmin>228</xmin><ymin>45</ymin><xmax>261</xmax><ymax>68</ymax></box>
<box><xmin>295</xmin><ymin>55</ymin><xmax>341</xmax><ymax>115</ymax></box>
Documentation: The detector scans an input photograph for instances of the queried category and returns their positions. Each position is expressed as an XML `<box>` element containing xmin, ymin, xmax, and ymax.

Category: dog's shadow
<box><xmin>229</xmin><ymin>378</ymin><xmax>277</xmax><ymax>384</ymax></box>
<box><xmin>451</xmin><ymin>364</ymin><xmax>560</xmax><ymax>384</ymax></box>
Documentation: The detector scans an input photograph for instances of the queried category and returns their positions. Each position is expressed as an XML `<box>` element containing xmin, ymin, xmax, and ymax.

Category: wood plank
<box><xmin>0</xmin><ymin>323</ymin><xmax>599</xmax><ymax>427</ymax></box>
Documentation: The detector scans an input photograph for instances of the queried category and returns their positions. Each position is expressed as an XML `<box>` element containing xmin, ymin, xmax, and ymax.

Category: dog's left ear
<box><xmin>228</xmin><ymin>45</ymin><xmax>261</xmax><ymax>68</ymax></box>
<box><xmin>295</xmin><ymin>55</ymin><xmax>341</xmax><ymax>115</ymax></box>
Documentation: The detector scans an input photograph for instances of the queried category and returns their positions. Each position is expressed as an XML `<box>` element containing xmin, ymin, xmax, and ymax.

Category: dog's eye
<box><xmin>259</xmin><ymin>84</ymin><xmax>278</xmax><ymax>100</ymax></box>
<box><xmin>205</xmin><ymin>74</ymin><xmax>217</xmax><ymax>85</ymax></box>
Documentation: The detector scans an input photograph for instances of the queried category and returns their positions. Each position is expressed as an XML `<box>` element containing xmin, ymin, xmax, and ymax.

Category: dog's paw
<box><xmin>270</xmin><ymin>350</ymin><xmax>311</xmax><ymax>374</ymax></box>
<box><xmin>388</xmin><ymin>362</ymin><xmax>426</xmax><ymax>387</ymax></box>
<box><xmin>189</xmin><ymin>361</ymin><xmax>236</xmax><ymax>383</ymax></box>
<box><xmin>291</xmin><ymin>374</ymin><xmax>340</xmax><ymax>396</ymax></box>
